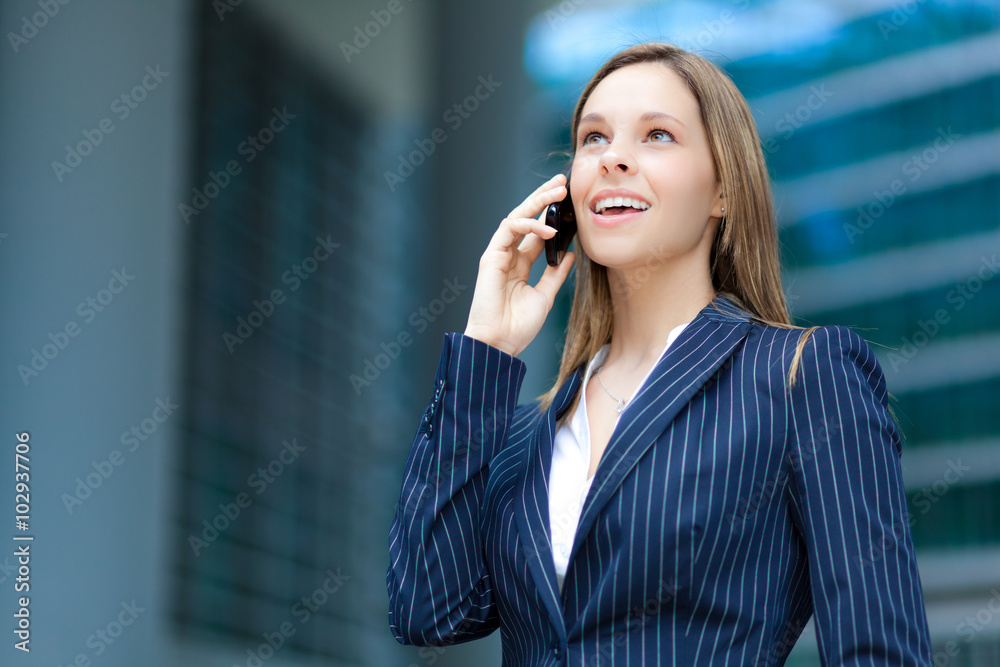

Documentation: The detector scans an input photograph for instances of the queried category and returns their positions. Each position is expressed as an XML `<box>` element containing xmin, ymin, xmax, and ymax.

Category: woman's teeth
<box><xmin>594</xmin><ymin>196</ymin><xmax>650</xmax><ymax>214</ymax></box>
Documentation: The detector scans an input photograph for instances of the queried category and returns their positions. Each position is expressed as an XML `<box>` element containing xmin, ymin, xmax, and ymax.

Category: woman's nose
<box><xmin>598</xmin><ymin>143</ymin><xmax>635</xmax><ymax>175</ymax></box>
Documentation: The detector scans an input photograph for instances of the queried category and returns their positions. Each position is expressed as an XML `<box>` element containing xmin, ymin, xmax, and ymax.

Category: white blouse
<box><xmin>548</xmin><ymin>322</ymin><xmax>689</xmax><ymax>591</ymax></box>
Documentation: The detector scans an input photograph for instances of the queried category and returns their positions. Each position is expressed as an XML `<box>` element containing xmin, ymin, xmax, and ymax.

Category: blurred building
<box><xmin>0</xmin><ymin>0</ymin><xmax>537</xmax><ymax>664</ymax></box>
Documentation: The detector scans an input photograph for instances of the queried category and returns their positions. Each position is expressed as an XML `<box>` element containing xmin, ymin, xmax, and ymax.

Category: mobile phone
<box><xmin>544</xmin><ymin>169</ymin><xmax>576</xmax><ymax>267</ymax></box>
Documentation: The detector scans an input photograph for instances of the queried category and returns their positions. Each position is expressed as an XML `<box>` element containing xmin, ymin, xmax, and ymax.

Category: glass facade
<box><xmin>172</xmin><ymin>2</ymin><xmax>391</xmax><ymax>662</ymax></box>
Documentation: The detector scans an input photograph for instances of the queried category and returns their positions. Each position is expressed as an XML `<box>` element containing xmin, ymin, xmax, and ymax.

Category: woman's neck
<box><xmin>602</xmin><ymin>255</ymin><xmax>716</xmax><ymax>373</ymax></box>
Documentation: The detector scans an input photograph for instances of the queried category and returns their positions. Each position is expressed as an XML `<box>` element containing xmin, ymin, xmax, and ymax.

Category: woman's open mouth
<box><xmin>590</xmin><ymin>196</ymin><xmax>650</xmax><ymax>227</ymax></box>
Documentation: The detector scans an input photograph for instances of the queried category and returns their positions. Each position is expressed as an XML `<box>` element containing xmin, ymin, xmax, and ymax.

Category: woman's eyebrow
<box><xmin>640</xmin><ymin>111</ymin><xmax>686</xmax><ymax>128</ymax></box>
<box><xmin>577</xmin><ymin>112</ymin><xmax>605</xmax><ymax>126</ymax></box>
<box><xmin>578</xmin><ymin>111</ymin><xmax>687</xmax><ymax>128</ymax></box>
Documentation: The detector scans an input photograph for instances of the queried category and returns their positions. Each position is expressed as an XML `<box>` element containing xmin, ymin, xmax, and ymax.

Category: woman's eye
<box><xmin>648</xmin><ymin>129</ymin><xmax>674</xmax><ymax>142</ymax></box>
<box><xmin>581</xmin><ymin>132</ymin><xmax>606</xmax><ymax>145</ymax></box>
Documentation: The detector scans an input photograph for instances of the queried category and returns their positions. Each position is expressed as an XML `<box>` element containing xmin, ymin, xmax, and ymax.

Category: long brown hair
<box><xmin>540</xmin><ymin>43</ymin><xmax>815</xmax><ymax>412</ymax></box>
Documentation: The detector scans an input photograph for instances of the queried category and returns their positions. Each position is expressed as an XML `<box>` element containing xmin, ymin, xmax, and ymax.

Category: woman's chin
<box><xmin>581</xmin><ymin>241</ymin><xmax>677</xmax><ymax>272</ymax></box>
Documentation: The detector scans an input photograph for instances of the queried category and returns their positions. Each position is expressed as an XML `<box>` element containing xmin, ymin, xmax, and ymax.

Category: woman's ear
<box><xmin>710</xmin><ymin>190</ymin><xmax>726</xmax><ymax>219</ymax></box>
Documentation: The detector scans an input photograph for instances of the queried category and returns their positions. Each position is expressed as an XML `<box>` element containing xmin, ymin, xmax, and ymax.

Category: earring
<box><xmin>721</xmin><ymin>206</ymin><xmax>726</xmax><ymax>213</ymax></box>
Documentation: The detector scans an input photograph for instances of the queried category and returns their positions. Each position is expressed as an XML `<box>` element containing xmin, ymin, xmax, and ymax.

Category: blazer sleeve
<box><xmin>786</xmin><ymin>325</ymin><xmax>933</xmax><ymax>666</ymax></box>
<box><xmin>387</xmin><ymin>332</ymin><xmax>526</xmax><ymax>646</ymax></box>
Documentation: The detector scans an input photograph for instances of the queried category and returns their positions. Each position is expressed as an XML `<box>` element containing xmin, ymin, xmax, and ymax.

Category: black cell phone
<box><xmin>544</xmin><ymin>169</ymin><xmax>576</xmax><ymax>267</ymax></box>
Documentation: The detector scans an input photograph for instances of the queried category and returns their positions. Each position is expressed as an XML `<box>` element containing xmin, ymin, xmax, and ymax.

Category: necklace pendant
<box><xmin>616</xmin><ymin>398</ymin><xmax>625</xmax><ymax>414</ymax></box>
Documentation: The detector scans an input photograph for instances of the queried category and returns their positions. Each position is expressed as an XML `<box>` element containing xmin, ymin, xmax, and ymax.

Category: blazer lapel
<box><xmin>513</xmin><ymin>367</ymin><xmax>582</xmax><ymax>638</ymax></box>
<box><xmin>569</xmin><ymin>297</ymin><xmax>753</xmax><ymax>563</ymax></box>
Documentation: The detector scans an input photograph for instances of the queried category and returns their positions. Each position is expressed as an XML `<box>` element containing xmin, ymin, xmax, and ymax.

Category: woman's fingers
<box><xmin>490</xmin><ymin>216</ymin><xmax>556</xmax><ymax>255</ymax></box>
<box><xmin>463</xmin><ymin>174</ymin><xmax>573</xmax><ymax>356</ymax></box>
<box><xmin>508</xmin><ymin>173</ymin><xmax>567</xmax><ymax>221</ymax></box>
<box><xmin>516</xmin><ymin>229</ymin><xmax>545</xmax><ymax>257</ymax></box>
<box><xmin>486</xmin><ymin>174</ymin><xmax>567</xmax><ymax>254</ymax></box>
<box><xmin>532</xmin><ymin>251</ymin><xmax>576</xmax><ymax>304</ymax></box>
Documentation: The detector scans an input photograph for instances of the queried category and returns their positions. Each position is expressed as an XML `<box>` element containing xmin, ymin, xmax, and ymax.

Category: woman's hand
<box><xmin>464</xmin><ymin>173</ymin><xmax>576</xmax><ymax>357</ymax></box>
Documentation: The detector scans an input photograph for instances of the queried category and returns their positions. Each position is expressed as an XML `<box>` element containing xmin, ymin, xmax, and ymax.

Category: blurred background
<box><xmin>0</xmin><ymin>0</ymin><xmax>997</xmax><ymax>665</ymax></box>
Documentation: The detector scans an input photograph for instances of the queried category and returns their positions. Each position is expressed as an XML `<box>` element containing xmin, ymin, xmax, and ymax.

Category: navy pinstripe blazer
<box><xmin>387</xmin><ymin>296</ymin><xmax>932</xmax><ymax>666</ymax></box>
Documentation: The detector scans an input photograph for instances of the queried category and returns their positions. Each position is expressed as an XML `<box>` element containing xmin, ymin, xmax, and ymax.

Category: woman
<box><xmin>387</xmin><ymin>43</ymin><xmax>932</xmax><ymax>666</ymax></box>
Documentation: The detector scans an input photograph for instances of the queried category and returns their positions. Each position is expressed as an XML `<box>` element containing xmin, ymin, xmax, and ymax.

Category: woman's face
<box><xmin>570</xmin><ymin>62</ymin><xmax>724</xmax><ymax>272</ymax></box>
